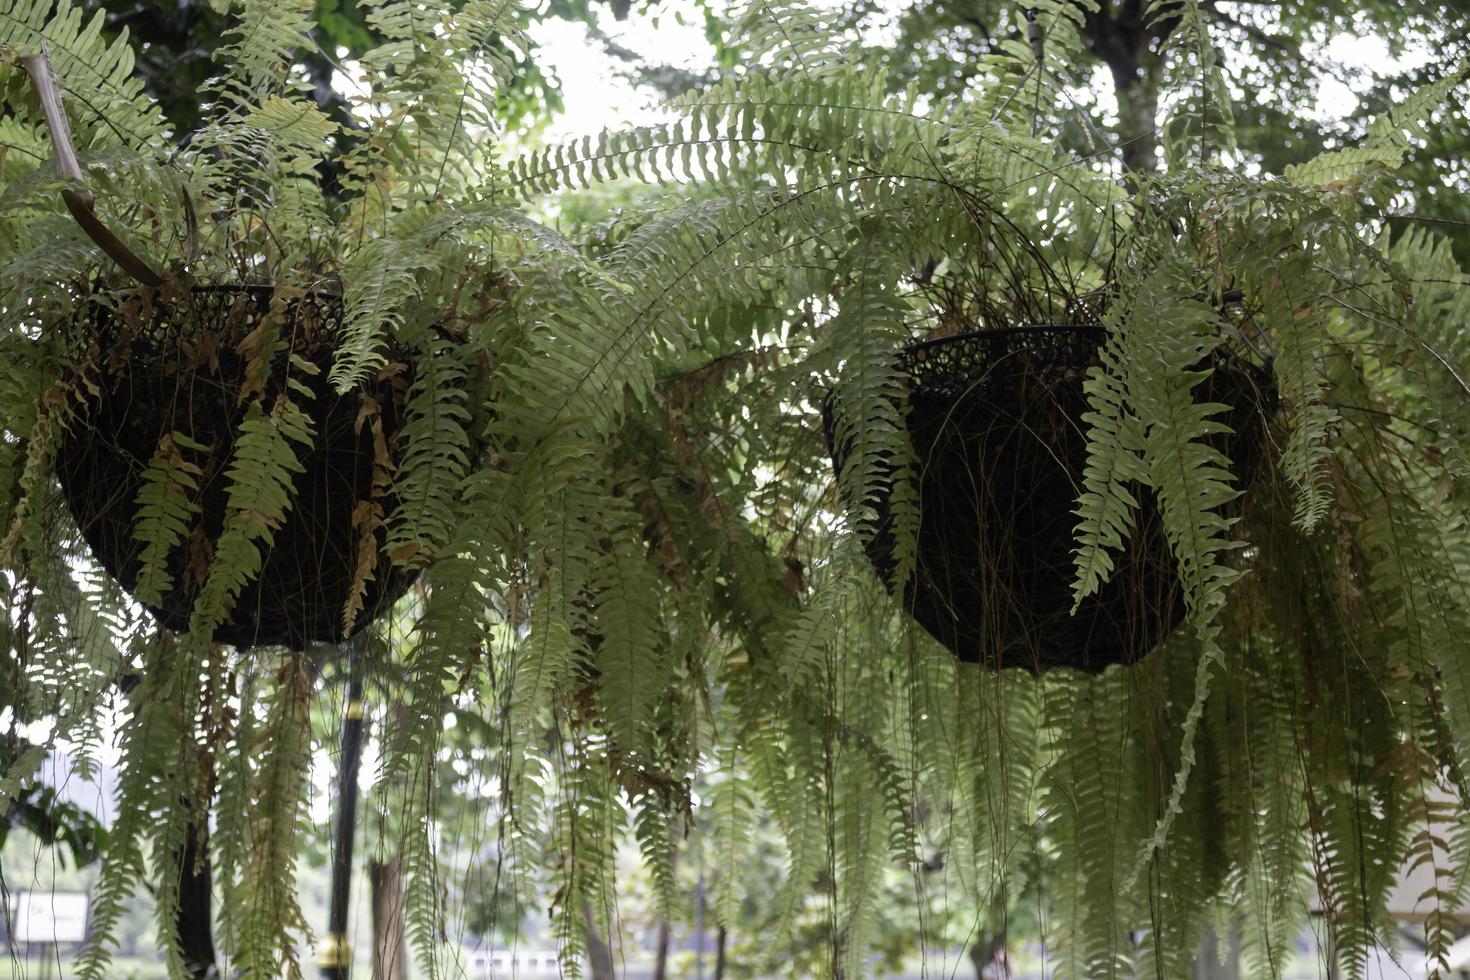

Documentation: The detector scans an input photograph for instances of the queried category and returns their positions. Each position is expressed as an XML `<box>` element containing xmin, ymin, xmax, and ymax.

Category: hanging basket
<box><xmin>825</xmin><ymin>323</ymin><xmax>1275</xmax><ymax>673</ymax></box>
<box><xmin>55</xmin><ymin>284</ymin><xmax>422</xmax><ymax>650</ymax></box>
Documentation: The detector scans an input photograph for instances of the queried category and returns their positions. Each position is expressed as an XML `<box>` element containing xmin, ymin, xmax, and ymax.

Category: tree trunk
<box><xmin>1193</xmin><ymin>926</ymin><xmax>1242</xmax><ymax>980</ymax></box>
<box><xmin>967</xmin><ymin>936</ymin><xmax>1000</xmax><ymax>979</ymax></box>
<box><xmin>714</xmin><ymin>924</ymin><xmax>728</xmax><ymax>980</ymax></box>
<box><xmin>369</xmin><ymin>857</ymin><xmax>409</xmax><ymax>980</ymax></box>
<box><xmin>177</xmin><ymin>822</ymin><xmax>216</xmax><ymax>980</ymax></box>
<box><xmin>1114</xmin><ymin>71</ymin><xmax>1162</xmax><ymax>175</ymax></box>
<box><xmin>1082</xmin><ymin>3</ymin><xmax>1175</xmax><ymax>177</ymax></box>
<box><xmin>583</xmin><ymin>905</ymin><xmax>616</xmax><ymax>980</ymax></box>
<box><xmin>653</xmin><ymin>918</ymin><xmax>672</xmax><ymax>980</ymax></box>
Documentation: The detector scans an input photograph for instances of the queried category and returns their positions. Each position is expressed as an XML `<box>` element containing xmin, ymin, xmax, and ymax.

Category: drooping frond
<box><xmin>186</xmin><ymin>394</ymin><xmax>314</xmax><ymax>642</ymax></box>
<box><xmin>130</xmin><ymin>432</ymin><xmax>205</xmax><ymax>607</ymax></box>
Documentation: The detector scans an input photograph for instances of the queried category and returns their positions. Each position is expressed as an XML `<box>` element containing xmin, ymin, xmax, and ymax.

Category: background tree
<box><xmin>66</xmin><ymin>0</ymin><xmax>1470</xmax><ymax>248</ymax></box>
<box><xmin>568</xmin><ymin>0</ymin><xmax>1470</xmax><ymax>254</ymax></box>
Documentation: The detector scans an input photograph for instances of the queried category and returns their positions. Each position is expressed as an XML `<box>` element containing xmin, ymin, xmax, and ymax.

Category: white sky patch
<box><xmin>527</xmin><ymin>0</ymin><xmax>714</xmax><ymax>141</ymax></box>
<box><xmin>1308</xmin><ymin>33</ymin><xmax>1435</xmax><ymax>122</ymax></box>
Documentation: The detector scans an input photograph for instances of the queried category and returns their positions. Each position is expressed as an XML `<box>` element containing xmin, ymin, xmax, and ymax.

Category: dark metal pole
<box><xmin>319</xmin><ymin>636</ymin><xmax>366</xmax><ymax>980</ymax></box>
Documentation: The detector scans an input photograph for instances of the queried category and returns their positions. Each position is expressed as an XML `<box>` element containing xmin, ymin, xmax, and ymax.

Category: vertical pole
<box><xmin>319</xmin><ymin>635</ymin><xmax>367</xmax><ymax>980</ymax></box>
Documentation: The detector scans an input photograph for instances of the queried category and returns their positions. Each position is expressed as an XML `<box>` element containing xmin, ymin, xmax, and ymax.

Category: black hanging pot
<box><xmin>14</xmin><ymin>58</ymin><xmax>431</xmax><ymax>650</ymax></box>
<box><xmin>824</xmin><ymin>322</ymin><xmax>1275</xmax><ymax>673</ymax></box>
<box><xmin>55</xmin><ymin>284</ymin><xmax>420</xmax><ymax>650</ymax></box>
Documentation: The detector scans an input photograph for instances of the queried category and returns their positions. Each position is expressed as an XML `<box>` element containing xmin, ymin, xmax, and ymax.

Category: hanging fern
<box><xmin>2</xmin><ymin>0</ymin><xmax>1469</xmax><ymax>977</ymax></box>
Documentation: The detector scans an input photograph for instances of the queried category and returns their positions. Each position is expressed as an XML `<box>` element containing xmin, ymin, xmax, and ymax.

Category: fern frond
<box><xmin>727</xmin><ymin>0</ymin><xmax>852</xmax><ymax>78</ymax></box>
<box><xmin>385</xmin><ymin>336</ymin><xmax>473</xmax><ymax>567</ymax></box>
<box><xmin>332</xmin><ymin>234</ymin><xmax>437</xmax><ymax>390</ymax></box>
<box><xmin>708</xmin><ymin>748</ymin><xmax>756</xmax><ymax>930</ymax></box>
<box><xmin>592</xmin><ymin>530</ymin><xmax>666</xmax><ymax>763</ymax></box>
<box><xmin>131</xmin><ymin>431</ymin><xmax>205</xmax><ymax>606</ymax></box>
<box><xmin>1286</xmin><ymin>70</ymin><xmax>1467</xmax><ymax>187</ymax></box>
<box><xmin>231</xmin><ymin>653</ymin><xmax>316</xmax><ymax>977</ymax></box>
<box><xmin>631</xmin><ymin>788</ymin><xmax>679</xmax><ymax>920</ymax></box>
<box><xmin>0</xmin><ymin>0</ymin><xmax>166</xmax><ymax>147</ymax></box>
<box><xmin>187</xmin><ymin>394</ymin><xmax>314</xmax><ymax>642</ymax></box>
<box><xmin>211</xmin><ymin>0</ymin><xmax>317</xmax><ymax>103</ymax></box>
<box><xmin>75</xmin><ymin>638</ymin><xmax>204</xmax><ymax>979</ymax></box>
<box><xmin>1071</xmin><ymin>324</ymin><xmax>1146</xmax><ymax>606</ymax></box>
<box><xmin>1110</xmin><ymin>264</ymin><xmax>1243</xmax><ymax>886</ymax></box>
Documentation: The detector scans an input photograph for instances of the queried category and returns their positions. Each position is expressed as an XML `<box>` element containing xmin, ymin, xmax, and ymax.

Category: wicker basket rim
<box><xmin>902</xmin><ymin>322</ymin><xmax>1102</xmax><ymax>358</ymax></box>
<box><xmin>71</xmin><ymin>282</ymin><xmax>352</xmax><ymax>356</ymax></box>
<box><xmin>813</xmin><ymin>323</ymin><xmax>1103</xmax><ymax>405</ymax></box>
<box><xmin>87</xmin><ymin>281</ymin><xmax>345</xmax><ymax>303</ymax></box>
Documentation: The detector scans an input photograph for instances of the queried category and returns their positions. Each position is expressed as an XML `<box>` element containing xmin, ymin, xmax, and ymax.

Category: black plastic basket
<box><xmin>825</xmin><ymin>323</ymin><xmax>1274</xmax><ymax>673</ymax></box>
<box><xmin>56</xmin><ymin>284</ymin><xmax>418</xmax><ymax>650</ymax></box>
